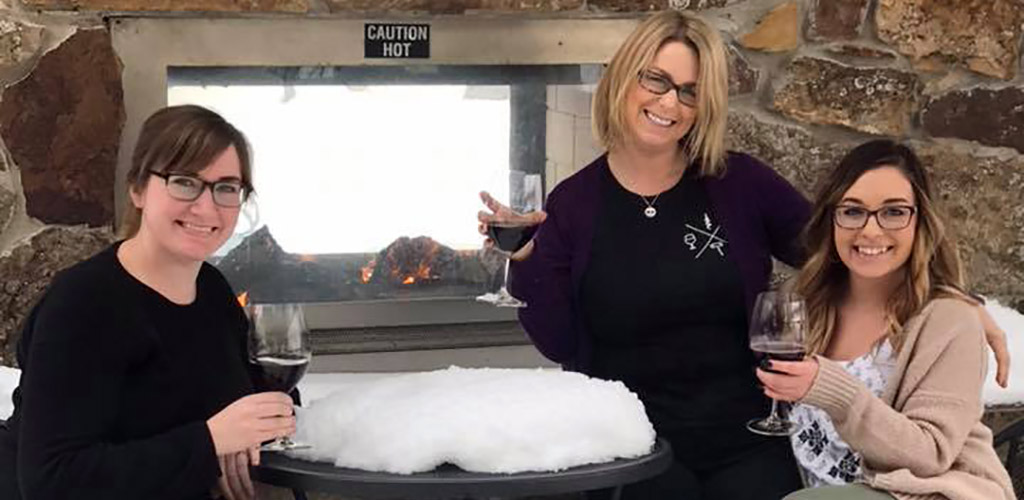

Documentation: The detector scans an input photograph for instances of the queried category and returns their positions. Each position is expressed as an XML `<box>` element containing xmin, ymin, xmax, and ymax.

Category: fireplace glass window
<box><xmin>168</xmin><ymin>65</ymin><xmax>602</xmax><ymax>318</ymax></box>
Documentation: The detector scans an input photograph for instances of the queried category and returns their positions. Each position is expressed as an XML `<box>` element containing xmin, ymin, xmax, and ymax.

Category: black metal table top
<box><xmin>253</xmin><ymin>438</ymin><xmax>672</xmax><ymax>499</ymax></box>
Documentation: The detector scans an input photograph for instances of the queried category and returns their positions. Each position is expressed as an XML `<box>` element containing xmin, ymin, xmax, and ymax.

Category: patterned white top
<box><xmin>789</xmin><ymin>340</ymin><xmax>897</xmax><ymax>487</ymax></box>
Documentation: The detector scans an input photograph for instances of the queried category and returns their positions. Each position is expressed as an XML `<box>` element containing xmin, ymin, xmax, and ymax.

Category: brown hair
<box><xmin>591</xmin><ymin>10</ymin><xmax>729</xmax><ymax>177</ymax></box>
<box><xmin>795</xmin><ymin>140</ymin><xmax>968</xmax><ymax>356</ymax></box>
<box><xmin>118</xmin><ymin>105</ymin><xmax>253</xmax><ymax>239</ymax></box>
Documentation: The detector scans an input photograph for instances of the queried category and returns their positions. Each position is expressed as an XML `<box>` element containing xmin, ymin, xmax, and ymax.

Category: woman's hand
<box><xmin>207</xmin><ymin>392</ymin><xmax>295</xmax><ymax>456</ymax></box>
<box><xmin>478</xmin><ymin>191</ymin><xmax>547</xmax><ymax>261</ymax></box>
<box><xmin>755</xmin><ymin>359</ymin><xmax>820</xmax><ymax>402</ymax></box>
<box><xmin>216</xmin><ymin>447</ymin><xmax>259</xmax><ymax>500</ymax></box>
<box><xmin>977</xmin><ymin>304</ymin><xmax>1010</xmax><ymax>388</ymax></box>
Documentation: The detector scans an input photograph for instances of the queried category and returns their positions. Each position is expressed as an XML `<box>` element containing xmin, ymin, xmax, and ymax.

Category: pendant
<box><xmin>644</xmin><ymin>206</ymin><xmax>657</xmax><ymax>218</ymax></box>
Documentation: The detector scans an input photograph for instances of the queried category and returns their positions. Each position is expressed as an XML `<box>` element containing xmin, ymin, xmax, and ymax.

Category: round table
<box><xmin>253</xmin><ymin>438</ymin><xmax>673</xmax><ymax>499</ymax></box>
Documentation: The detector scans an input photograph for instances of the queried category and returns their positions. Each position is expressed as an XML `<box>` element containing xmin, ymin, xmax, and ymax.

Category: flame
<box><xmin>360</xmin><ymin>258</ymin><xmax>377</xmax><ymax>284</ymax></box>
<box><xmin>362</xmin><ymin>236</ymin><xmax>445</xmax><ymax>286</ymax></box>
<box><xmin>298</xmin><ymin>254</ymin><xmax>316</xmax><ymax>263</ymax></box>
<box><xmin>237</xmin><ymin>291</ymin><xmax>249</xmax><ymax>307</ymax></box>
<box><xmin>388</xmin><ymin>238</ymin><xmax>441</xmax><ymax>285</ymax></box>
<box><xmin>398</xmin><ymin>261</ymin><xmax>434</xmax><ymax>285</ymax></box>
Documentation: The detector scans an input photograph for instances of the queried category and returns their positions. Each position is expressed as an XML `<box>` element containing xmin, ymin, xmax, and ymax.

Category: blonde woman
<box><xmin>480</xmin><ymin>10</ymin><xmax>810</xmax><ymax>499</ymax></box>
<box><xmin>758</xmin><ymin>140</ymin><xmax>1014</xmax><ymax>500</ymax></box>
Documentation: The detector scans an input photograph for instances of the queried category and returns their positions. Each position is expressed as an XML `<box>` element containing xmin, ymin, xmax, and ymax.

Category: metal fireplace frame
<box><xmin>111</xmin><ymin>16</ymin><xmax>637</xmax><ymax>353</ymax></box>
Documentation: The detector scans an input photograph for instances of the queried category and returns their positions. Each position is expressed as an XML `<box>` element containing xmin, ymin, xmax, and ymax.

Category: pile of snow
<box><xmin>982</xmin><ymin>299</ymin><xmax>1024</xmax><ymax>406</ymax></box>
<box><xmin>298</xmin><ymin>372</ymin><xmax>400</xmax><ymax>404</ymax></box>
<box><xmin>0</xmin><ymin>366</ymin><xmax>17</xmax><ymax>419</ymax></box>
<box><xmin>289</xmin><ymin>366</ymin><xmax>655</xmax><ymax>474</ymax></box>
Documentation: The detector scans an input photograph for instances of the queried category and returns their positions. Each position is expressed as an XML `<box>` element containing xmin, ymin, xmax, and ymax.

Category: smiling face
<box><xmin>624</xmin><ymin>41</ymin><xmax>699</xmax><ymax>153</ymax></box>
<box><xmin>130</xmin><ymin>145</ymin><xmax>242</xmax><ymax>264</ymax></box>
<box><xmin>833</xmin><ymin>166</ymin><xmax>917</xmax><ymax>283</ymax></box>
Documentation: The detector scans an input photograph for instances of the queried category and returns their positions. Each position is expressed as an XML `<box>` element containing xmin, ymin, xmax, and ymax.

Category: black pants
<box><xmin>588</xmin><ymin>438</ymin><xmax>801</xmax><ymax>500</ymax></box>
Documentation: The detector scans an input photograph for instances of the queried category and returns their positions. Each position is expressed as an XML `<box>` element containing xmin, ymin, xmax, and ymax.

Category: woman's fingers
<box><xmin>977</xmin><ymin>305</ymin><xmax>1011</xmax><ymax>387</ymax></box>
<box><xmin>246</xmin><ymin>400</ymin><xmax>293</xmax><ymax>419</ymax></box>
<box><xmin>238</xmin><ymin>413</ymin><xmax>294</xmax><ymax>446</ymax></box>
<box><xmin>253</xmin><ymin>415</ymin><xmax>296</xmax><ymax>433</ymax></box>
<box><xmin>225</xmin><ymin>457</ymin><xmax>245</xmax><ymax>500</ymax></box>
<box><xmin>755</xmin><ymin>368</ymin><xmax>783</xmax><ymax>392</ymax></box>
<box><xmin>217</xmin><ymin>456</ymin><xmax>236</xmax><ymax>500</ymax></box>
<box><xmin>764</xmin><ymin>360</ymin><xmax>812</xmax><ymax>375</ymax></box>
<box><xmin>479</xmin><ymin>191</ymin><xmax>506</xmax><ymax>213</ymax></box>
<box><xmin>757</xmin><ymin>359</ymin><xmax>819</xmax><ymax>401</ymax></box>
<box><xmin>525</xmin><ymin>210</ymin><xmax>548</xmax><ymax>225</ymax></box>
<box><xmin>478</xmin><ymin>210</ymin><xmax>498</xmax><ymax>224</ymax></box>
<box><xmin>755</xmin><ymin>367</ymin><xmax>776</xmax><ymax>385</ymax></box>
<box><xmin>233</xmin><ymin>451</ymin><xmax>254</xmax><ymax>499</ymax></box>
<box><xmin>246</xmin><ymin>391</ymin><xmax>294</xmax><ymax>404</ymax></box>
<box><xmin>989</xmin><ymin>331</ymin><xmax>1010</xmax><ymax>388</ymax></box>
<box><xmin>996</xmin><ymin>347</ymin><xmax>1010</xmax><ymax>388</ymax></box>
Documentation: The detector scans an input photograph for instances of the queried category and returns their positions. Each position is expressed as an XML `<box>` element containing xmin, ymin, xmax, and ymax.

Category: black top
<box><xmin>252</xmin><ymin>438</ymin><xmax>673</xmax><ymax>498</ymax></box>
<box><xmin>580</xmin><ymin>167</ymin><xmax>769</xmax><ymax>469</ymax></box>
<box><xmin>0</xmin><ymin>244</ymin><xmax>253</xmax><ymax>500</ymax></box>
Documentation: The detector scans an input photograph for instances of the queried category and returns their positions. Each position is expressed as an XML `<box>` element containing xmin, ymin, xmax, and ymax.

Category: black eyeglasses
<box><xmin>637</xmin><ymin>70</ymin><xmax>698</xmax><ymax>107</ymax></box>
<box><xmin>834</xmin><ymin>204</ymin><xmax>917</xmax><ymax>230</ymax></box>
<box><xmin>149</xmin><ymin>171</ymin><xmax>247</xmax><ymax>208</ymax></box>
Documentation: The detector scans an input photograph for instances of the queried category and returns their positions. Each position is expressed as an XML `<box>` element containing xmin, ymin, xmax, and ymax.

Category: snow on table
<box><xmin>288</xmin><ymin>366</ymin><xmax>656</xmax><ymax>474</ymax></box>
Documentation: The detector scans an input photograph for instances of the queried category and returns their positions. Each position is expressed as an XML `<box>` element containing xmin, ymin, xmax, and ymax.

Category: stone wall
<box><xmin>0</xmin><ymin>1</ymin><xmax>1020</xmax><ymax>366</ymax></box>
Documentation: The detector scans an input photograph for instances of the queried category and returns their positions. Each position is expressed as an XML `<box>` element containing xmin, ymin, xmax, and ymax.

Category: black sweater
<box><xmin>580</xmin><ymin>167</ymin><xmax>768</xmax><ymax>469</ymax></box>
<box><xmin>0</xmin><ymin>244</ymin><xmax>253</xmax><ymax>499</ymax></box>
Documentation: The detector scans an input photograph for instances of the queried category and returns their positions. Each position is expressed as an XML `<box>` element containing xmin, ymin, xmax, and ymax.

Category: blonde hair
<box><xmin>118</xmin><ymin>105</ymin><xmax>253</xmax><ymax>239</ymax></box>
<box><xmin>592</xmin><ymin>10</ymin><xmax>730</xmax><ymax>177</ymax></box>
<box><xmin>795</xmin><ymin>140</ymin><xmax>969</xmax><ymax>356</ymax></box>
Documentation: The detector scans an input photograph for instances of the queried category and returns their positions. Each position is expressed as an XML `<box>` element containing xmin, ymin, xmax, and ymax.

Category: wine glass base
<box><xmin>262</xmin><ymin>439</ymin><xmax>311</xmax><ymax>452</ymax></box>
<box><xmin>746</xmin><ymin>417</ymin><xmax>797</xmax><ymax>437</ymax></box>
<box><xmin>475</xmin><ymin>290</ymin><xmax>526</xmax><ymax>308</ymax></box>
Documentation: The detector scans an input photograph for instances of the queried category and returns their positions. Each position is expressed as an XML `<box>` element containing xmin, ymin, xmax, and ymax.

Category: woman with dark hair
<box><xmin>758</xmin><ymin>140</ymin><xmax>1015</xmax><ymax>499</ymax></box>
<box><xmin>0</xmin><ymin>105</ymin><xmax>295</xmax><ymax>500</ymax></box>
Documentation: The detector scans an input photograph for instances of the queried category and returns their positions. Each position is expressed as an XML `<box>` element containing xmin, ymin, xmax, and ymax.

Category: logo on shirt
<box><xmin>683</xmin><ymin>212</ymin><xmax>728</xmax><ymax>259</ymax></box>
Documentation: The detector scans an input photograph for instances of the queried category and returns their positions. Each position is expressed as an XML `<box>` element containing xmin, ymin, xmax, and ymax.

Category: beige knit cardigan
<box><xmin>801</xmin><ymin>298</ymin><xmax>1016</xmax><ymax>500</ymax></box>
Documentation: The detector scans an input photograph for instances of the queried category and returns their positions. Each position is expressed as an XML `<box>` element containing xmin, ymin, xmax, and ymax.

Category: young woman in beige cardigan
<box><xmin>757</xmin><ymin>140</ymin><xmax>1015</xmax><ymax>500</ymax></box>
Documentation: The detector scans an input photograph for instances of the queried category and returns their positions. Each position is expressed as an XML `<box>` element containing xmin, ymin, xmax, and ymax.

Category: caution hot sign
<box><xmin>365</xmin><ymin>23</ymin><xmax>430</xmax><ymax>59</ymax></box>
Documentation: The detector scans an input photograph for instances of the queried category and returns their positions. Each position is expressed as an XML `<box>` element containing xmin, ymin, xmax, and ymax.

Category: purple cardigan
<box><xmin>509</xmin><ymin>152</ymin><xmax>811</xmax><ymax>372</ymax></box>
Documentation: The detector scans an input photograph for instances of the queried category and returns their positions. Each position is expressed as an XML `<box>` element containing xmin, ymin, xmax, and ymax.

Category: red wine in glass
<box><xmin>751</xmin><ymin>340</ymin><xmax>807</xmax><ymax>372</ymax></box>
<box><xmin>486</xmin><ymin>223</ymin><xmax>538</xmax><ymax>254</ymax></box>
<box><xmin>248</xmin><ymin>303</ymin><xmax>312</xmax><ymax>451</ymax></box>
<box><xmin>251</xmin><ymin>354</ymin><xmax>310</xmax><ymax>394</ymax></box>
<box><xmin>747</xmin><ymin>291</ymin><xmax>807</xmax><ymax>436</ymax></box>
<box><xmin>476</xmin><ymin>172</ymin><xmax>543</xmax><ymax>308</ymax></box>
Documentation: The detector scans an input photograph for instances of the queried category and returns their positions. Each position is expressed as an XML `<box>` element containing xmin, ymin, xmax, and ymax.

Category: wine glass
<box><xmin>248</xmin><ymin>302</ymin><xmax>312</xmax><ymax>451</ymax></box>
<box><xmin>747</xmin><ymin>291</ymin><xmax>807</xmax><ymax>436</ymax></box>
<box><xmin>476</xmin><ymin>171</ymin><xmax>543</xmax><ymax>308</ymax></box>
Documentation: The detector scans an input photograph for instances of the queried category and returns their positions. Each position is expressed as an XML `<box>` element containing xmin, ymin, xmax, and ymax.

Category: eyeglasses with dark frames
<box><xmin>149</xmin><ymin>171</ymin><xmax>247</xmax><ymax>208</ymax></box>
<box><xmin>833</xmin><ymin>204</ymin><xmax>917</xmax><ymax>230</ymax></box>
<box><xmin>637</xmin><ymin>70</ymin><xmax>698</xmax><ymax>107</ymax></box>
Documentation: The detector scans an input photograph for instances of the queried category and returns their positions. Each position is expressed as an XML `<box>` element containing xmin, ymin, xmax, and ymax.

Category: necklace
<box><xmin>640</xmin><ymin>193</ymin><xmax>661</xmax><ymax>218</ymax></box>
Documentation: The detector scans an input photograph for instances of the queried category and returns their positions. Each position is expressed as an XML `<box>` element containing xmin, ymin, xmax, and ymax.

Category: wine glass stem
<box><xmin>767</xmin><ymin>398</ymin><xmax>784</xmax><ymax>423</ymax></box>
<box><xmin>501</xmin><ymin>258</ymin><xmax>511</xmax><ymax>294</ymax></box>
